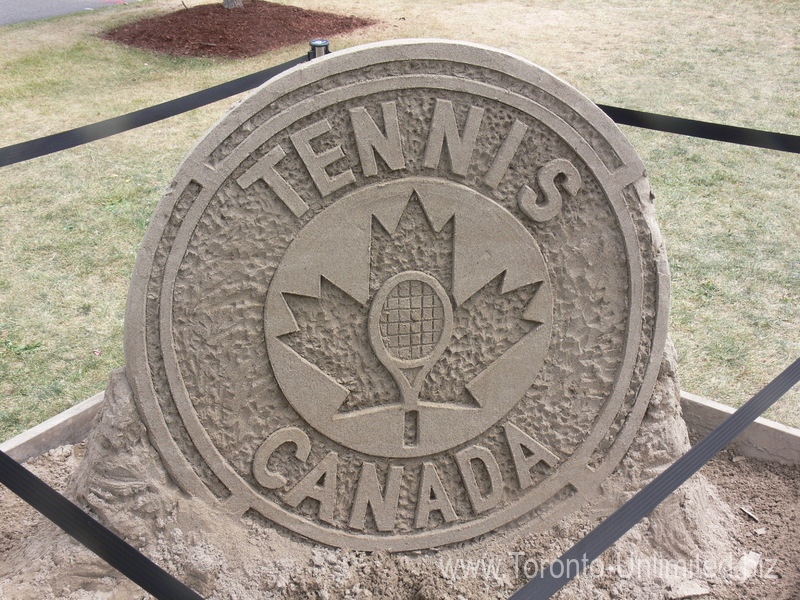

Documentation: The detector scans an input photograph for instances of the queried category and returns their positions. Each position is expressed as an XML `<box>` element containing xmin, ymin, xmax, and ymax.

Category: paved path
<box><xmin>0</xmin><ymin>0</ymin><xmax>129</xmax><ymax>26</ymax></box>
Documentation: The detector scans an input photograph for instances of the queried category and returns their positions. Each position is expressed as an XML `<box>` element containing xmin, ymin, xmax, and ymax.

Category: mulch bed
<box><xmin>101</xmin><ymin>0</ymin><xmax>375</xmax><ymax>59</ymax></box>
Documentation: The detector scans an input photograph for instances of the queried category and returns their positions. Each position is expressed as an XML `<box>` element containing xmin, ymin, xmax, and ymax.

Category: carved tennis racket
<box><xmin>368</xmin><ymin>270</ymin><xmax>454</xmax><ymax>445</ymax></box>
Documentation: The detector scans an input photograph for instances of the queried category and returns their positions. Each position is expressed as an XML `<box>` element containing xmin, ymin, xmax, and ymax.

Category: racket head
<box><xmin>368</xmin><ymin>271</ymin><xmax>454</xmax><ymax>371</ymax></box>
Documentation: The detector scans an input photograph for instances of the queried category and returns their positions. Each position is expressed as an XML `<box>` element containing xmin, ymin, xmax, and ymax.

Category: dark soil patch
<box><xmin>101</xmin><ymin>0</ymin><xmax>375</xmax><ymax>59</ymax></box>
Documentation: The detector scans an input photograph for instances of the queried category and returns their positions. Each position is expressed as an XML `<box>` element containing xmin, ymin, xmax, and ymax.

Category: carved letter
<box><xmin>423</xmin><ymin>99</ymin><xmax>485</xmax><ymax>176</ymax></box>
<box><xmin>290</xmin><ymin>118</ymin><xmax>356</xmax><ymax>197</ymax></box>
<box><xmin>284</xmin><ymin>451</ymin><xmax>339</xmax><ymax>524</ymax></box>
<box><xmin>454</xmin><ymin>445</ymin><xmax>504</xmax><ymax>514</ymax></box>
<box><xmin>349</xmin><ymin>462</ymin><xmax>404</xmax><ymax>531</ymax></box>
<box><xmin>504</xmin><ymin>423</ymin><xmax>558</xmax><ymax>490</ymax></box>
<box><xmin>252</xmin><ymin>426</ymin><xmax>311</xmax><ymax>489</ymax></box>
<box><xmin>414</xmin><ymin>461</ymin><xmax>458</xmax><ymax>529</ymax></box>
<box><xmin>349</xmin><ymin>102</ymin><xmax>406</xmax><ymax>177</ymax></box>
<box><xmin>237</xmin><ymin>145</ymin><xmax>309</xmax><ymax>218</ymax></box>
<box><xmin>517</xmin><ymin>158</ymin><xmax>581</xmax><ymax>222</ymax></box>
<box><xmin>484</xmin><ymin>119</ymin><xmax>529</xmax><ymax>189</ymax></box>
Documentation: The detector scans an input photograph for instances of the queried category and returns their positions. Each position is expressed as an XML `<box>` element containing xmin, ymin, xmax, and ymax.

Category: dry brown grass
<box><xmin>0</xmin><ymin>0</ymin><xmax>797</xmax><ymax>441</ymax></box>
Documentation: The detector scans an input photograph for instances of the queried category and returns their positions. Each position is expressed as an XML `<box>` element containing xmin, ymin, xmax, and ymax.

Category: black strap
<box><xmin>0</xmin><ymin>46</ymin><xmax>798</xmax><ymax>598</ymax></box>
<box><xmin>0</xmin><ymin>55</ymin><xmax>308</xmax><ymax>168</ymax></box>
<box><xmin>598</xmin><ymin>104</ymin><xmax>800</xmax><ymax>153</ymax></box>
<box><xmin>0</xmin><ymin>449</ymin><xmax>205</xmax><ymax>600</ymax></box>
<box><xmin>3</xmin><ymin>367</ymin><xmax>796</xmax><ymax>600</ymax></box>
<box><xmin>1</xmin><ymin>64</ymin><xmax>797</xmax><ymax>169</ymax></box>
<box><xmin>509</xmin><ymin>356</ymin><xmax>800</xmax><ymax>600</ymax></box>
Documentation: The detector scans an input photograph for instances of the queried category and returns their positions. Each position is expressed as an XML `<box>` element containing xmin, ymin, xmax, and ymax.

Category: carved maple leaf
<box><xmin>279</xmin><ymin>191</ymin><xmax>542</xmax><ymax>418</ymax></box>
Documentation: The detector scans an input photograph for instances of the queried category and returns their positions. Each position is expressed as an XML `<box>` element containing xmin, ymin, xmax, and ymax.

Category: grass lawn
<box><xmin>0</xmin><ymin>0</ymin><xmax>797</xmax><ymax>441</ymax></box>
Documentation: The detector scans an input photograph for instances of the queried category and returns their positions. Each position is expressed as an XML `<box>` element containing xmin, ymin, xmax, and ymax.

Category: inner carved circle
<box><xmin>265</xmin><ymin>178</ymin><xmax>553</xmax><ymax>458</ymax></box>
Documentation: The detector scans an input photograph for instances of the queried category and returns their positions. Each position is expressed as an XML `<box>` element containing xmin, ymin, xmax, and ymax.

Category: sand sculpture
<box><xmin>2</xmin><ymin>40</ymin><xmax>735</xmax><ymax>599</ymax></box>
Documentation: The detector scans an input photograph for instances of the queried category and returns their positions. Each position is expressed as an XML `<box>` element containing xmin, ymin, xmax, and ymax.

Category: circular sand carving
<box><xmin>125</xmin><ymin>40</ymin><xmax>669</xmax><ymax>551</ymax></box>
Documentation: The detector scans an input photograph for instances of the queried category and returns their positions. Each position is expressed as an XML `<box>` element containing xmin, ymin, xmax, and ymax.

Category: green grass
<box><xmin>0</xmin><ymin>0</ymin><xmax>798</xmax><ymax>441</ymax></box>
<box><xmin>626</xmin><ymin>132</ymin><xmax>799</xmax><ymax>424</ymax></box>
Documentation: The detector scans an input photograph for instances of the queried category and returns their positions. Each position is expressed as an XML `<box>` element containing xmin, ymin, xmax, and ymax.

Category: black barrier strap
<box><xmin>598</xmin><ymin>104</ymin><xmax>800</xmax><ymax>153</ymax></box>
<box><xmin>1</xmin><ymin>62</ymin><xmax>798</xmax><ymax>169</ymax></box>
<box><xmin>510</xmin><ymin>356</ymin><xmax>800</xmax><ymax>600</ymax></box>
<box><xmin>0</xmin><ymin>449</ymin><xmax>205</xmax><ymax>600</ymax></box>
<box><xmin>3</xmin><ymin>367</ymin><xmax>796</xmax><ymax>600</ymax></box>
<box><xmin>0</xmin><ymin>55</ymin><xmax>308</xmax><ymax>168</ymax></box>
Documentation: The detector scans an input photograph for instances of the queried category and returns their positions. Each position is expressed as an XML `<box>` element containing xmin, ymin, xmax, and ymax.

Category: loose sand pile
<box><xmin>2</xmin><ymin>343</ymin><xmax>797</xmax><ymax>599</ymax></box>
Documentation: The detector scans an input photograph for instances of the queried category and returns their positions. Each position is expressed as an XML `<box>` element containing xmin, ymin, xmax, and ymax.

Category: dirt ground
<box><xmin>101</xmin><ymin>0</ymin><xmax>375</xmax><ymax>58</ymax></box>
<box><xmin>696</xmin><ymin>447</ymin><xmax>800</xmax><ymax>600</ymax></box>
<box><xmin>2</xmin><ymin>441</ymin><xmax>798</xmax><ymax>599</ymax></box>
